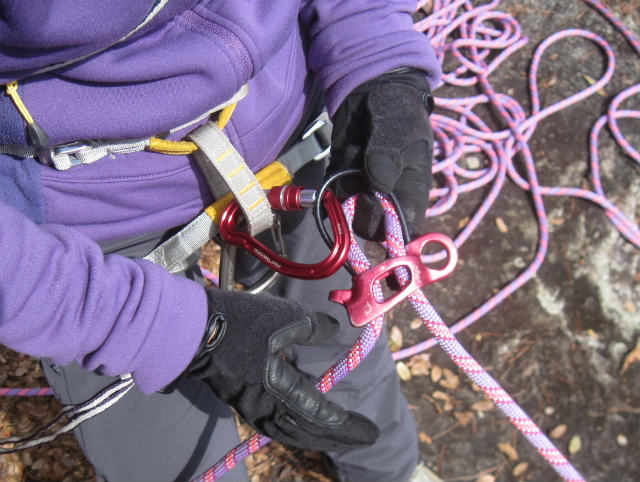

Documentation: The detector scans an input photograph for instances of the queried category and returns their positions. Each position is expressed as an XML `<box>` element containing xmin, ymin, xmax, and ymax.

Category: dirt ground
<box><xmin>1</xmin><ymin>1</ymin><xmax>639</xmax><ymax>481</ymax></box>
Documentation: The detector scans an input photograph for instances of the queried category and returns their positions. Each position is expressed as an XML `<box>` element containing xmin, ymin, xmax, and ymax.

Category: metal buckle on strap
<box><xmin>39</xmin><ymin>141</ymin><xmax>92</xmax><ymax>166</ymax></box>
<box><xmin>302</xmin><ymin>111</ymin><xmax>331</xmax><ymax>161</ymax></box>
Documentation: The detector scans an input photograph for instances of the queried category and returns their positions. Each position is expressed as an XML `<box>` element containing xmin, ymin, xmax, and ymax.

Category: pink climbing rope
<box><xmin>393</xmin><ymin>0</ymin><xmax>640</xmax><ymax>360</ymax></box>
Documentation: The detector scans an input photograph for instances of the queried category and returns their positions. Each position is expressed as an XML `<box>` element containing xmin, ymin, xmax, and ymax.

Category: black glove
<box><xmin>187</xmin><ymin>289</ymin><xmax>379</xmax><ymax>452</ymax></box>
<box><xmin>328</xmin><ymin>67</ymin><xmax>434</xmax><ymax>241</ymax></box>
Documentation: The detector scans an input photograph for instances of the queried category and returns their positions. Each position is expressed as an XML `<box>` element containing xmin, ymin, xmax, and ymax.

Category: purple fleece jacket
<box><xmin>0</xmin><ymin>0</ymin><xmax>441</xmax><ymax>393</ymax></box>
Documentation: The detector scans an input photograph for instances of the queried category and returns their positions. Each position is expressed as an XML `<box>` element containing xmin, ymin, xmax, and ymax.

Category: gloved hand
<box><xmin>187</xmin><ymin>289</ymin><xmax>379</xmax><ymax>452</ymax></box>
<box><xmin>328</xmin><ymin>67</ymin><xmax>434</xmax><ymax>241</ymax></box>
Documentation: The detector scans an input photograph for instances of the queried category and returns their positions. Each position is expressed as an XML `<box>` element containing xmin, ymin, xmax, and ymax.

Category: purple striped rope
<box><xmin>0</xmin><ymin>387</ymin><xmax>53</xmax><ymax>396</ymax></box>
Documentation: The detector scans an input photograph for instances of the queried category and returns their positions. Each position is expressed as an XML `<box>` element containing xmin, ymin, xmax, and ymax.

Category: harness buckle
<box><xmin>329</xmin><ymin>233</ymin><xmax>458</xmax><ymax>327</ymax></box>
<box><xmin>39</xmin><ymin>141</ymin><xmax>92</xmax><ymax>166</ymax></box>
<box><xmin>302</xmin><ymin>111</ymin><xmax>331</xmax><ymax>161</ymax></box>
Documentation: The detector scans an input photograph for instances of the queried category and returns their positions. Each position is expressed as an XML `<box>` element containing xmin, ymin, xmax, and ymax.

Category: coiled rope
<box><xmin>394</xmin><ymin>0</ymin><xmax>640</xmax><ymax>360</ymax></box>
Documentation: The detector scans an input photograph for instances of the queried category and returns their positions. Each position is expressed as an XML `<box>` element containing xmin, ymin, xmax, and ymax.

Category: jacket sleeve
<box><xmin>0</xmin><ymin>201</ymin><xmax>207</xmax><ymax>394</ymax></box>
<box><xmin>300</xmin><ymin>0</ymin><xmax>442</xmax><ymax>116</ymax></box>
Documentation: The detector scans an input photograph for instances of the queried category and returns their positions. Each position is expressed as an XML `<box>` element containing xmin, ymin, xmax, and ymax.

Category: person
<box><xmin>0</xmin><ymin>1</ymin><xmax>442</xmax><ymax>481</ymax></box>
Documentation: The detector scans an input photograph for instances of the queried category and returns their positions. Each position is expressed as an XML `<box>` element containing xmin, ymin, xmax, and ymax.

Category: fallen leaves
<box><xmin>582</xmin><ymin>73</ymin><xmax>607</xmax><ymax>96</ymax></box>
<box><xmin>620</xmin><ymin>339</ymin><xmax>640</xmax><ymax>375</ymax></box>
<box><xmin>476</xmin><ymin>474</ymin><xmax>496</xmax><ymax>482</ymax></box>
<box><xmin>550</xmin><ymin>424</ymin><xmax>568</xmax><ymax>439</ymax></box>
<box><xmin>389</xmin><ymin>325</ymin><xmax>404</xmax><ymax>351</ymax></box>
<box><xmin>410</xmin><ymin>318</ymin><xmax>423</xmax><ymax>330</ymax></box>
<box><xmin>0</xmin><ymin>348</ymin><xmax>96</xmax><ymax>482</ymax></box>
<box><xmin>407</xmin><ymin>355</ymin><xmax>431</xmax><ymax>377</ymax></box>
<box><xmin>431</xmin><ymin>365</ymin><xmax>443</xmax><ymax>383</ymax></box>
<box><xmin>396</xmin><ymin>361</ymin><xmax>412</xmax><ymax>381</ymax></box>
<box><xmin>512</xmin><ymin>461</ymin><xmax>529</xmax><ymax>478</ymax></box>
<box><xmin>497</xmin><ymin>442</ymin><xmax>519</xmax><ymax>461</ymax></box>
<box><xmin>568</xmin><ymin>435</ymin><xmax>582</xmax><ymax>454</ymax></box>
<box><xmin>495</xmin><ymin>216</ymin><xmax>508</xmax><ymax>233</ymax></box>
<box><xmin>471</xmin><ymin>399</ymin><xmax>495</xmax><ymax>414</ymax></box>
<box><xmin>454</xmin><ymin>411</ymin><xmax>475</xmax><ymax>427</ymax></box>
<box><xmin>439</xmin><ymin>368</ymin><xmax>460</xmax><ymax>390</ymax></box>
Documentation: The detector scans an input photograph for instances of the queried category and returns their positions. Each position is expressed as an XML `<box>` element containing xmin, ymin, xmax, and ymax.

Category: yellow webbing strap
<box><xmin>203</xmin><ymin>161</ymin><xmax>293</xmax><ymax>224</ymax></box>
<box><xmin>147</xmin><ymin>102</ymin><xmax>237</xmax><ymax>155</ymax></box>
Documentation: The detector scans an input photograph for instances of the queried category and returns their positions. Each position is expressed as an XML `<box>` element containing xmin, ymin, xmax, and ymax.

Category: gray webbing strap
<box><xmin>0</xmin><ymin>144</ymin><xmax>38</xmax><ymax>159</ymax></box>
<box><xmin>143</xmin><ymin>211</ymin><xmax>218</xmax><ymax>273</ymax></box>
<box><xmin>277</xmin><ymin>112</ymin><xmax>332</xmax><ymax>174</ymax></box>
<box><xmin>188</xmin><ymin>122</ymin><xmax>273</xmax><ymax>237</ymax></box>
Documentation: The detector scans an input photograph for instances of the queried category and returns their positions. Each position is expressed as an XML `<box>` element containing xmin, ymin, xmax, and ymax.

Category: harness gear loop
<box><xmin>146</xmin><ymin>101</ymin><xmax>238</xmax><ymax>156</ymax></box>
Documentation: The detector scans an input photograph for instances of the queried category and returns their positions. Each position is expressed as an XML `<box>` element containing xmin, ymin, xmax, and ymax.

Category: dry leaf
<box><xmin>432</xmin><ymin>390</ymin><xmax>450</xmax><ymax>401</ymax></box>
<box><xmin>550</xmin><ymin>424</ymin><xmax>567</xmax><ymax>439</ymax></box>
<box><xmin>389</xmin><ymin>325</ymin><xmax>403</xmax><ymax>351</ymax></box>
<box><xmin>458</xmin><ymin>216</ymin><xmax>470</xmax><ymax>229</ymax></box>
<box><xmin>495</xmin><ymin>217</ymin><xmax>508</xmax><ymax>233</ymax></box>
<box><xmin>620</xmin><ymin>340</ymin><xmax>640</xmax><ymax>374</ymax></box>
<box><xmin>582</xmin><ymin>73</ymin><xmax>607</xmax><ymax>96</ymax></box>
<box><xmin>498</xmin><ymin>442</ymin><xmax>519</xmax><ymax>461</ymax></box>
<box><xmin>568</xmin><ymin>435</ymin><xmax>582</xmax><ymax>454</ymax></box>
<box><xmin>466</xmin><ymin>155</ymin><xmax>481</xmax><ymax>169</ymax></box>
<box><xmin>430</xmin><ymin>365</ymin><xmax>442</xmax><ymax>383</ymax></box>
<box><xmin>410</xmin><ymin>358</ymin><xmax>431</xmax><ymax>377</ymax></box>
<box><xmin>443</xmin><ymin>400</ymin><xmax>454</xmax><ymax>412</ymax></box>
<box><xmin>396</xmin><ymin>361</ymin><xmax>412</xmax><ymax>381</ymax></box>
<box><xmin>513</xmin><ymin>462</ymin><xmax>529</xmax><ymax>477</ymax></box>
<box><xmin>440</xmin><ymin>368</ymin><xmax>460</xmax><ymax>390</ymax></box>
<box><xmin>419</xmin><ymin>431</ymin><xmax>433</xmax><ymax>444</ymax></box>
<box><xmin>410</xmin><ymin>318</ymin><xmax>423</xmax><ymax>330</ymax></box>
<box><xmin>476</xmin><ymin>474</ymin><xmax>496</xmax><ymax>482</ymax></box>
<box><xmin>454</xmin><ymin>411</ymin><xmax>475</xmax><ymax>427</ymax></box>
<box><xmin>549</xmin><ymin>217</ymin><xmax>565</xmax><ymax>226</ymax></box>
<box><xmin>471</xmin><ymin>399</ymin><xmax>494</xmax><ymax>412</ymax></box>
<box><xmin>624</xmin><ymin>300</ymin><xmax>637</xmax><ymax>313</ymax></box>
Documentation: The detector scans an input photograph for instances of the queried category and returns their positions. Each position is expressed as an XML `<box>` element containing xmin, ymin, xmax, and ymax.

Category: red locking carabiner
<box><xmin>218</xmin><ymin>185</ymin><xmax>350</xmax><ymax>280</ymax></box>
